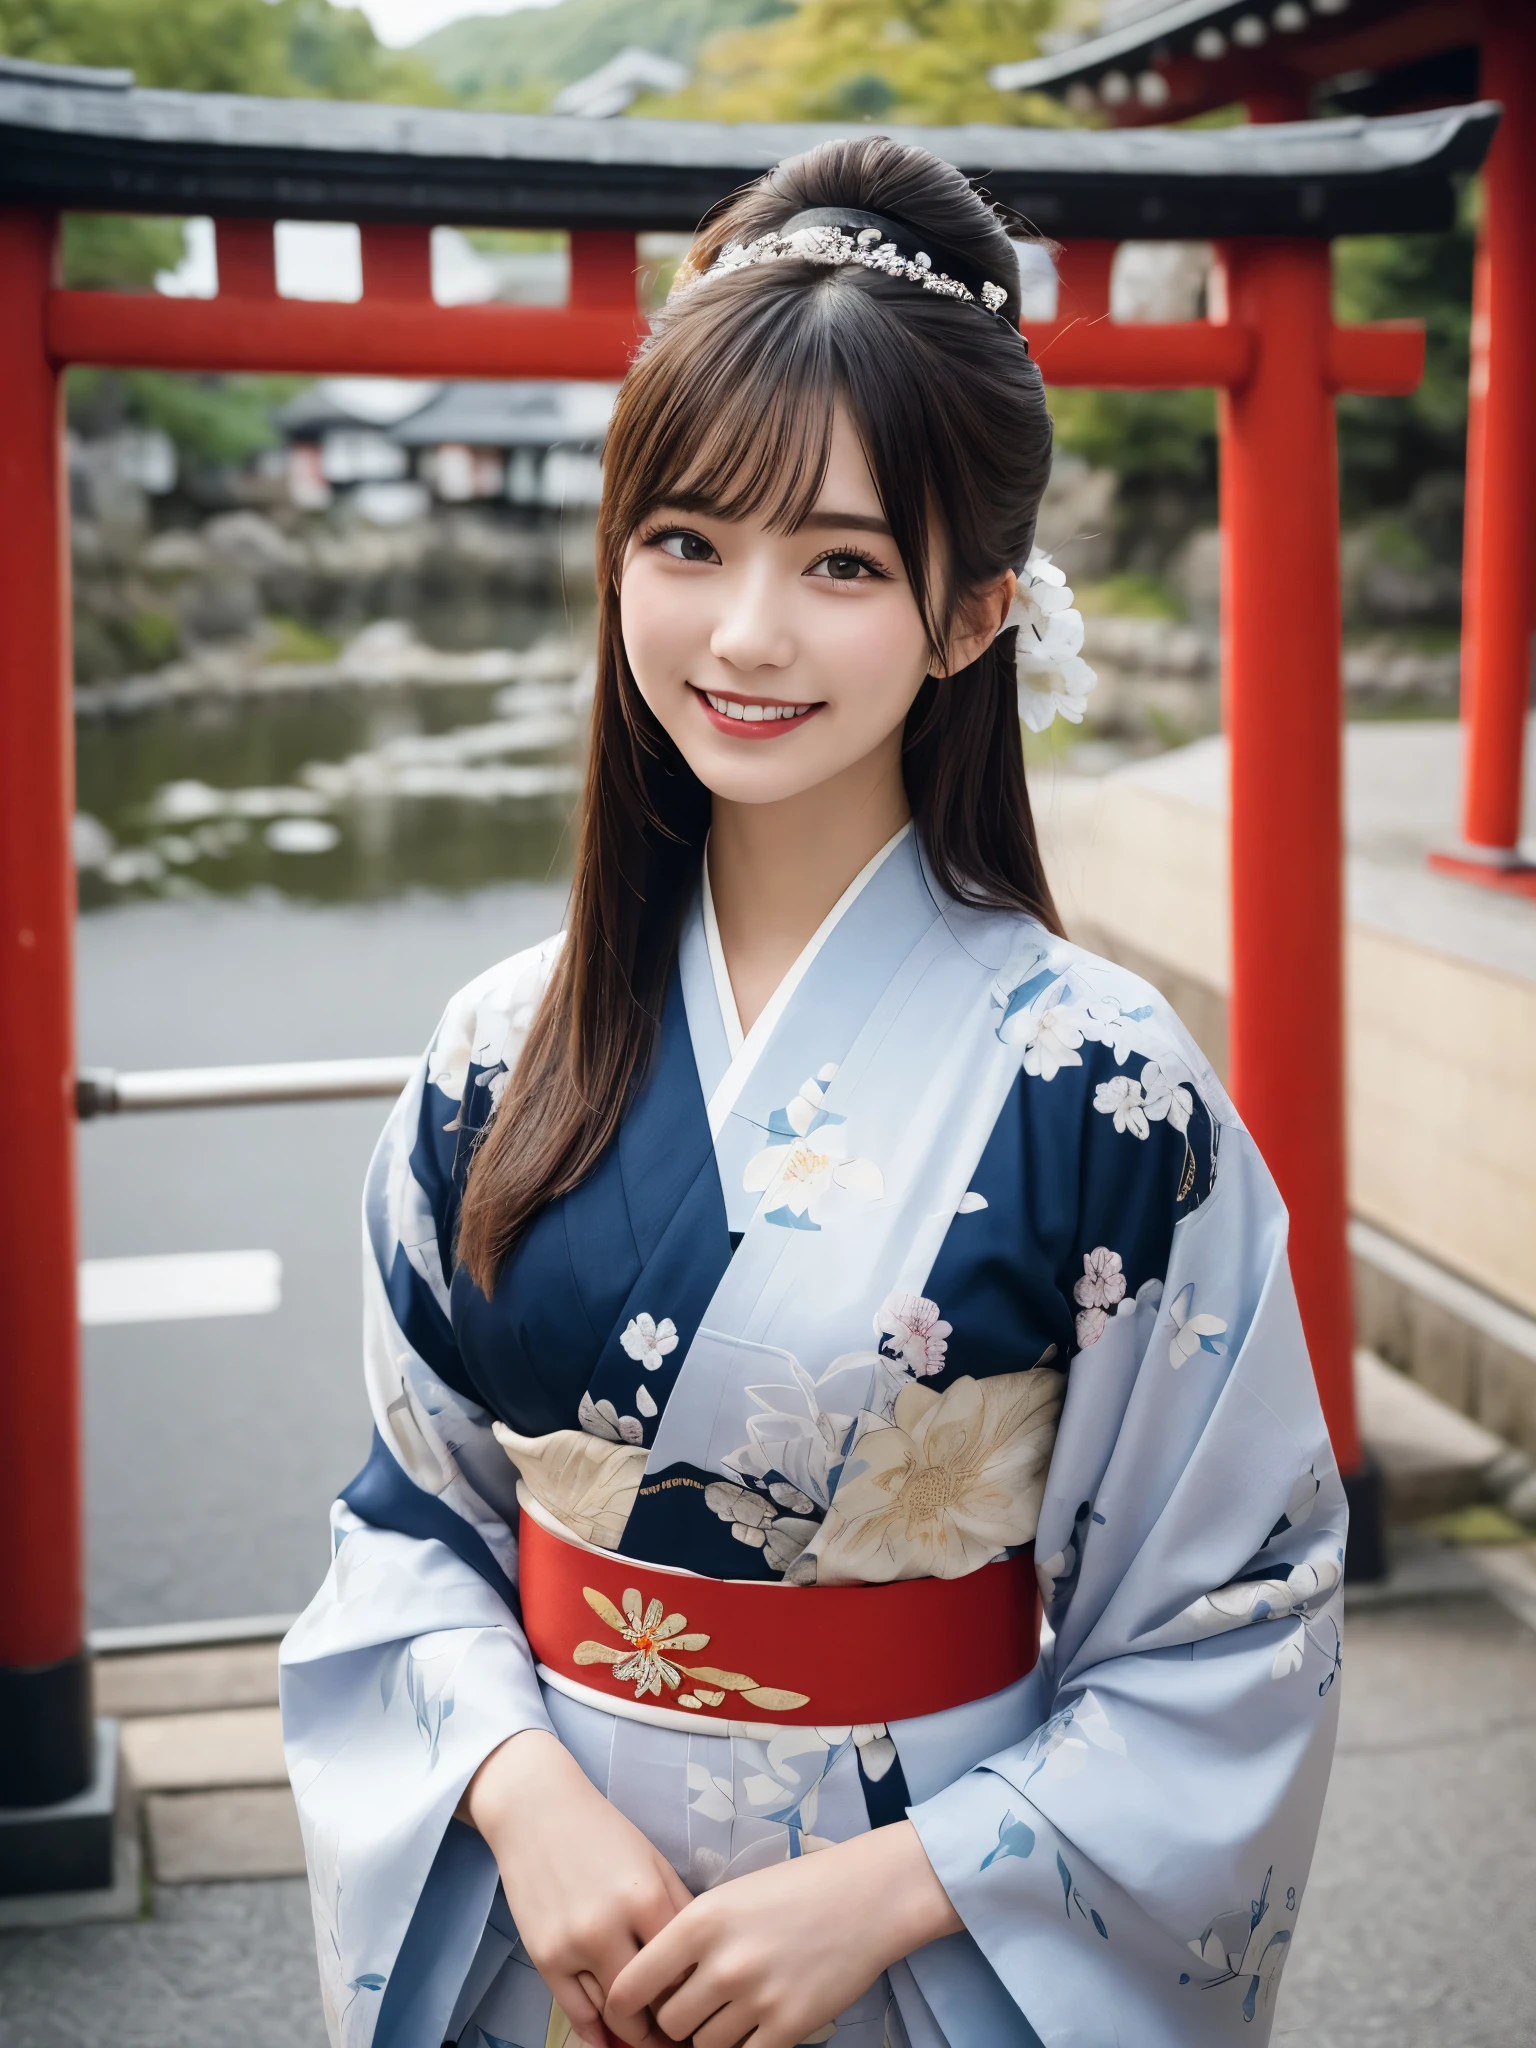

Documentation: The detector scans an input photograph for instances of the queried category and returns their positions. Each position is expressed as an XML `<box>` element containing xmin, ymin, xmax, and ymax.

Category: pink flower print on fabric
<box><xmin>877</xmin><ymin>1291</ymin><xmax>952</xmax><ymax>1377</ymax></box>
<box><xmin>1073</xmin><ymin>1246</ymin><xmax>1126</xmax><ymax>1349</ymax></box>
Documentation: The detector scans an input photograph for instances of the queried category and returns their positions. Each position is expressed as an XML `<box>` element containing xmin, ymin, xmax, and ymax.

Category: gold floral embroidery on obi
<box><xmin>573</xmin><ymin>1585</ymin><xmax>811</xmax><ymax>1714</ymax></box>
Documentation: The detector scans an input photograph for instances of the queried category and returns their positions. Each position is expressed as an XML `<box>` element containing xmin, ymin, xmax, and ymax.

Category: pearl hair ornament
<box><xmin>695</xmin><ymin>212</ymin><xmax>1015</xmax><ymax>323</ymax></box>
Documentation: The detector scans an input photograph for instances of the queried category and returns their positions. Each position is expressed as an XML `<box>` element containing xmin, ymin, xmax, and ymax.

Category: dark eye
<box><xmin>811</xmin><ymin>551</ymin><xmax>875</xmax><ymax>582</ymax></box>
<box><xmin>652</xmin><ymin>529</ymin><xmax>719</xmax><ymax>564</ymax></box>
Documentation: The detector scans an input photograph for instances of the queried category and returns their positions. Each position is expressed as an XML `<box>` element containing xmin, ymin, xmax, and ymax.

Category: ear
<box><xmin>936</xmin><ymin>570</ymin><xmax>1017</xmax><ymax>679</ymax></box>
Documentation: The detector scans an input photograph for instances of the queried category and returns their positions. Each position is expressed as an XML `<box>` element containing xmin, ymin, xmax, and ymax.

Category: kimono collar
<box><xmin>698</xmin><ymin>820</ymin><xmax>913</xmax><ymax>1137</ymax></box>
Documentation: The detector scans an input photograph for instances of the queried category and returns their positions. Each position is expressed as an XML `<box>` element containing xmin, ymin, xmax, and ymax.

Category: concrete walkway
<box><xmin>4</xmin><ymin>1554</ymin><xmax>1535</xmax><ymax>2048</ymax></box>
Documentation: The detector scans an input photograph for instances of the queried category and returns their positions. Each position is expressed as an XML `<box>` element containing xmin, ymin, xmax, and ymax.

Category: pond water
<box><xmin>75</xmin><ymin>660</ymin><xmax>590</xmax><ymax>912</ymax></box>
<box><xmin>75</xmin><ymin>599</ymin><xmax>593</xmax><ymax>1626</ymax></box>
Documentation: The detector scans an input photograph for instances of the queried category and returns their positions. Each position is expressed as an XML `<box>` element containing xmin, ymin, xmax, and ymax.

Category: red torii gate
<box><xmin>0</xmin><ymin>70</ymin><xmax>1493</xmax><ymax>1875</ymax></box>
<box><xmin>1002</xmin><ymin>0</ymin><xmax>1536</xmax><ymax>892</ymax></box>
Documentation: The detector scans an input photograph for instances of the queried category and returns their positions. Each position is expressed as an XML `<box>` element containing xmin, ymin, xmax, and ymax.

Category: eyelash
<box><xmin>637</xmin><ymin>525</ymin><xmax>892</xmax><ymax>582</ymax></box>
<box><xmin>807</xmin><ymin>546</ymin><xmax>891</xmax><ymax>583</ymax></box>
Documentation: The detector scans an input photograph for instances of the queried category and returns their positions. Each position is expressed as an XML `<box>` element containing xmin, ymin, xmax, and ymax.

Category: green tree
<box><xmin>0</xmin><ymin>0</ymin><xmax>442</xmax><ymax>102</ymax></box>
<box><xmin>416</xmin><ymin>0</ymin><xmax>792</xmax><ymax>112</ymax></box>
<box><xmin>0</xmin><ymin>0</ymin><xmax>294</xmax><ymax>92</ymax></box>
<box><xmin>642</xmin><ymin>0</ymin><xmax>1067</xmax><ymax>126</ymax></box>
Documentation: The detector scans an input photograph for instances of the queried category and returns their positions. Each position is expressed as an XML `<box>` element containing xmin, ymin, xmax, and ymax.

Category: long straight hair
<box><xmin>458</xmin><ymin>136</ymin><xmax>1060</xmax><ymax>1293</ymax></box>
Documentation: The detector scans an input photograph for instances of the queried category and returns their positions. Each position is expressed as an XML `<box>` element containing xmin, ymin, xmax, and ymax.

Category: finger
<box><xmin>602</xmin><ymin>2007</ymin><xmax>672</xmax><ymax>2048</ymax></box>
<box><xmin>575</xmin><ymin>1942</ymin><xmax>672</xmax><ymax>2048</ymax></box>
<box><xmin>653</xmin><ymin>1970</ymin><xmax>732</xmax><ymax>2045</ymax></box>
<box><xmin>546</xmin><ymin>1980</ymin><xmax>610</xmax><ymax>2048</ymax></box>
<box><xmin>581</xmin><ymin>1973</ymin><xmax>667</xmax><ymax>2048</ymax></box>
<box><xmin>606</xmin><ymin>1920</ymin><xmax>698</xmax><ymax>2019</ymax></box>
<box><xmin>689</xmin><ymin>2003</ymin><xmax>762</xmax><ymax>2048</ymax></box>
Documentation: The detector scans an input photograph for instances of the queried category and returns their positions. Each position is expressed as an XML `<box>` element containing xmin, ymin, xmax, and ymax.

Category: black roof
<box><xmin>0</xmin><ymin>58</ymin><xmax>1495</xmax><ymax>240</ymax></box>
<box><xmin>389</xmin><ymin>381</ymin><xmax>618</xmax><ymax>448</ymax></box>
<box><xmin>991</xmin><ymin>0</ymin><xmax>1453</xmax><ymax>106</ymax></box>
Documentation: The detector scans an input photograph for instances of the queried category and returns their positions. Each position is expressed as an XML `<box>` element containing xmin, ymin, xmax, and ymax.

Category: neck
<box><xmin>707</xmin><ymin>734</ymin><xmax>910</xmax><ymax>1036</ymax></box>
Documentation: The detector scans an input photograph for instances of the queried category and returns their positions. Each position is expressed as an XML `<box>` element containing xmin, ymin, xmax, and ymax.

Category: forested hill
<box><xmin>413</xmin><ymin>0</ymin><xmax>792</xmax><ymax>110</ymax></box>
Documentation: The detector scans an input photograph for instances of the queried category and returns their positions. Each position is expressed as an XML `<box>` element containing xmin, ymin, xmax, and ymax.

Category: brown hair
<box><xmin>458</xmin><ymin>135</ymin><xmax>1060</xmax><ymax>1292</ymax></box>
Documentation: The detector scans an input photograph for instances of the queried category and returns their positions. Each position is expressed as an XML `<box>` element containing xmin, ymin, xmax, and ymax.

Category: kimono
<box><xmin>280</xmin><ymin>823</ymin><xmax>1346</xmax><ymax>2048</ymax></box>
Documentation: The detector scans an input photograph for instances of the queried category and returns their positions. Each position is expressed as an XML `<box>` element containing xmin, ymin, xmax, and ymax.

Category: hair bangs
<box><xmin>613</xmin><ymin>277</ymin><xmax>853</xmax><ymax>542</ymax></box>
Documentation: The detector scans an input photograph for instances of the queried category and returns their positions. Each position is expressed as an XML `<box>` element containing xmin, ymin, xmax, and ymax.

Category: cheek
<box><xmin>619</xmin><ymin>563</ymin><xmax>704</xmax><ymax>687</ymax></box>
<box><xmin>817</xmin><ymin>593</ymin><xmax>933</xmax><ymax>718</ymax></box>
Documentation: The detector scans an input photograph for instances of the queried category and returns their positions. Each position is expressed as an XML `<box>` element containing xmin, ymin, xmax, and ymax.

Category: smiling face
<box><xmin>619</xmin><ymin>406</ymin><xmax>944</xmax><ymax>809</ymax></box>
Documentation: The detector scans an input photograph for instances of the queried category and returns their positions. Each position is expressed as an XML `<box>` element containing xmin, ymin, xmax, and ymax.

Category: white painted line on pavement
<box><xmin>79</xmin><ymin>1250</ymin><xmax>283</xmax><ymax>1326</ymax></box>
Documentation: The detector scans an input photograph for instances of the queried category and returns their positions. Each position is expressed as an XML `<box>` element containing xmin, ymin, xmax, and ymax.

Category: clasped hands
<box><xmin>465</xmin><ymin>1729</ymin><xmax>961</xmax><ymax>2048</ymax></box>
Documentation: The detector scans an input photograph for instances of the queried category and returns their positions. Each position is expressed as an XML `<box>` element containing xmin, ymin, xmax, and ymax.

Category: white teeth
<box><xmin>703</xmin><ymin>692</ymin><xmax>810</xmax><ymax>723</ymax></box>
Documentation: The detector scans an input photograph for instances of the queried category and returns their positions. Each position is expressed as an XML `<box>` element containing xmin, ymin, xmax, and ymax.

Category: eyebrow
<box><xmin>647</xmin><ymin>496</ymin><xmax>892</xmax><ymax>538</ymax></box>
<box><xmin>799</xmin><ymin>510</ymin><xmax>893</xmax><ymax>536</ymax></box>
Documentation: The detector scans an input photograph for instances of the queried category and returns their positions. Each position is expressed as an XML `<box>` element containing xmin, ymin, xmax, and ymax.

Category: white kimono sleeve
<box><xmin>908</xmin><ymin>1120</ymin><xmax>1346</xmax><ymax>2047</ymax></box>
<box><xmin>279</xmin><ymin>946</ymin><xmax>560</xmax><ymax>2048</ymax></box>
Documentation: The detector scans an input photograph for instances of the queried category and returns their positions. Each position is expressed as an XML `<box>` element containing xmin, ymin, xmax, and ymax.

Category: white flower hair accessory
<box><xmin>1010</xmin><ymin>546</ymin><xmax>1097</xmax><ymax>733</ymax></box>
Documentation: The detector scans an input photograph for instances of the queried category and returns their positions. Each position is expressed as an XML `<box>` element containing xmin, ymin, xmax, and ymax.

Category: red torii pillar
<box><xmin>0</xmin><ymin>213</ymin><xmax>1416</xmax><ymax>1828</ymax></box>
<box><xmin>1042</xmin><ymin>241</ymin><xmax>1414</xmax><ymax>1557</ymax></box>
<box><xmin>1433</xmin><ymin>5</ymin><xmax>1536</xmax><ymax>892</ymax></box>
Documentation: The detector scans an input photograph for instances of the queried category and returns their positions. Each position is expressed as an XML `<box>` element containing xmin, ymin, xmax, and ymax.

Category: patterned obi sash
<box><xmin>518</xmin><ymin>1491</ymin><xmax>1041</xmax><ymax>1727</ymax></box>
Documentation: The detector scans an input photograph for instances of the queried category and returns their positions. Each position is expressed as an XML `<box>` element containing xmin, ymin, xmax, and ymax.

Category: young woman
<box><xmin>282</xmin><ymin>137</ymin><xmax>1345</xmax><ymax>2048</ymax></box>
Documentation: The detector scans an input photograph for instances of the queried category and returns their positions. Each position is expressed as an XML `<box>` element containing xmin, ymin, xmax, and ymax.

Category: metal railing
<box><xmin>76</xmin><ymin>1056</ymin><xmax>417</xmax><ymax>1119</ymax></box>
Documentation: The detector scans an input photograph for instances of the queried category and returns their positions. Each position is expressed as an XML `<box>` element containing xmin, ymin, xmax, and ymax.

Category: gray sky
<box><xmin>351</xmin><ymin>0</ymin><xmax>563</xmax><ymax>50</ymax></box>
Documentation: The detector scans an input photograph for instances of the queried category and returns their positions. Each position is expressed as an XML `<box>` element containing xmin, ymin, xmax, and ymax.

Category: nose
<box><xmin>708</xmin><ymin>561</ymin><xmax>795</xmax><ymax>674</ymax></box>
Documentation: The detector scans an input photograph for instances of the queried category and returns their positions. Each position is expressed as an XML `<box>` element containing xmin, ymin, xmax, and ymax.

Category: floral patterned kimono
<box><xmin>280</xmin><ymin>823</ymin><xmax>1346</xmax><ymax>2048</ymax></box>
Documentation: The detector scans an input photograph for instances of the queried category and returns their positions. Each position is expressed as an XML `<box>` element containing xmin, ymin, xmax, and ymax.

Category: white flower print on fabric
<box><xmin>723</xmin><ymin>1359</ymin><xmax>852</xmax><ymax>1516</ymax></box>
<box><xmin>876</xmin><ymin>1291</ymin><xmax>951</xmax><ymax>1377</ymax></box>
<box><xmin>1270</xmin><ymin>1626</ymin><xmax>1306</xmax><ymax>1679</ymax></box>
<box><xmin>704</xmin><ymin>1479</ymin><xmax>820</xmax><ymax>1576</ymax></box>
<box><xmin>1023</xmin><ymin>1688</ymin><xmax>1127</xmax><ymax>1787</ymax></box>
<box><xmin>1080</xmin><ymin>996</ymin><xmax>1156</xmax><ymax>1065</ymax></box>
<box><xmin>578</xmin><ymin>1391</ymin><xmax>644</xmax><ymax>1446</ymax></box>
<box><xmin>620</xmin><ymin>1312</ymin><xmax>678</xmax><ymax>1371</ymax></box>
<box><xmin>1182</xmin><ymin>1867</ymin><xmax>1296</xmax><ymax>2026</ymax></box>
<box><xmin>1167</xmin><ymin>1282</ymin><xmax>1229</xmax><ymax>1368</ymax></box>
<box><xmin>1142</xmin><ymin>1060</ymin><xmax>1194</xmax><ymax>1135</ymax></box>
<box><xmin>743</xmin><ymin>1065</ymin><xmax>884</xmax><ymax>1232</ymax></box>
<box><xmin>426</xmin><ymin>936</ymin><xmax>556</xmax><ymax>1120</ymax></box>
<box><xmin>634</xmin><ymin>1382</ymin><xmax>658</xmax><ymax>1419</ymax></box>
<box><xmin>809</xmin><ymin>1369</ymin><xmax>1064</xmax><ymax>1584</ymax></box>
<box><xmin>1155</xmin><ymin>1554</ymin><xmax>1344</xmax><ymax>1651</ymax></box>
<box><xmin>1094</xmin><ymin>1072</ymin><xmax>1149</xmax><ymax>1139</ymax></box>
<box><xmin>1073</xmin><ymin>1248</ymin><xmax>1126</xmax><ymax>1349</ymax></box>
<box><xmin>1021</xmin><ymin>1003</ymin><xmax>1084</xmax><ymax>1081</ymax></box>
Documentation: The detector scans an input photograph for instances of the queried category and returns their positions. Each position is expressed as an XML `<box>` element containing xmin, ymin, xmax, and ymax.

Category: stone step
<box><xmin>95</xmin><ymin>1639</ymin><xmax>280</xmax><ymax>1719</ymax></box>
<box><xmin>144</xmin><ymin>1787</ymin><xmax>305</xmax><ymax>1884</ymax></box>
<box><xmin>1357</xmin><ymin>1347</ymin><xmax>1507</xmax><ymax>1519</ymax></box>
<box><xmin>119</xmin><ymin>1706</ymin><xmax>286</xmax><ymax>1793</ymax></box>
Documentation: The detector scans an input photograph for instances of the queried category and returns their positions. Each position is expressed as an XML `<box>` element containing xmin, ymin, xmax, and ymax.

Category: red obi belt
<box><xmin>518</xmin><ymin>1496</ymin><xmax>1041</xmax><ymax>1726</ymax></box>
